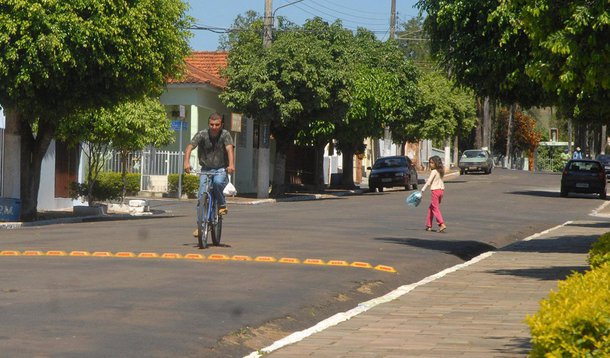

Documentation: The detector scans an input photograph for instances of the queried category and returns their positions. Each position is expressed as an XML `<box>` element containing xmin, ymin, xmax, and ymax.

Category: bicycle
<box><xmin>196</xmin><ymin>171</ymin><xmax>223</xmax><ymax>249</ymax></box>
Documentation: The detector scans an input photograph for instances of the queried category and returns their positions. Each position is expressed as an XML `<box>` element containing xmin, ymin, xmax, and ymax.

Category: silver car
<box><xmin>459</xmin><ymin>149</ymin><xmax>494</xmax><ymax>175</ymax></box>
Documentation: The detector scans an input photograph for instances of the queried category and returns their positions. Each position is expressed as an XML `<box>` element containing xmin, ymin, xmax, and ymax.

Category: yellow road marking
<box><xmin>0</xmin><ymin>250</ymin><xmax>397</xmax><ymax>273</ymax></box>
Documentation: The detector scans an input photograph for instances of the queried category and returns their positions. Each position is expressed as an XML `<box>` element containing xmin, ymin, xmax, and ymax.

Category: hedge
<box><xmin>589</xmin><ymin>232</ymin><xmax>610</xmax><ymax>268</ymax></box>
<box><xmin>527</xmin><ymin>231</ymin><xmax>610</xmax><ymax>357</ymax></box>
<box><xmin>70</xmin><ymin>172</ymin><xmax>141</xmax><ymax>203</ymax></box>
<box><xmin>168</xmin><ymin>173</ymin><xmax>199</xmax><ymax>198</ymax></box>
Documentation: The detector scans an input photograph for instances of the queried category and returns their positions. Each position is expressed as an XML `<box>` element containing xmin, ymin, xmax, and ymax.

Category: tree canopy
<box><xmin>0</xmin><ymin>0</ymin><xmax>192</xmax><ymax>219</ymax></box>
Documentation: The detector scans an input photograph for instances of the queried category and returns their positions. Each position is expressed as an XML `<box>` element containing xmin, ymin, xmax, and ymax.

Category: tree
<box><xmin>414</xmin><ymin>71</ymin><xmax>477</xmax><ymax>154</ymax></box>
<box><xmin>221</xmin><ymin>16</ymin><xmax>350</xmax><ymax>195</ymax></box>
<box><xmin>0</xmin><ymin>0</ymin><xmax>191</xmax><ymax>220</ymax></box>
<box><xmin>503</xmin><ymin>0</ymin><xmax>610</xmax><ymax>119</ymax></box>
<box><xmin>417</xmin><ymin>0</ymin><xmax>546</xmax><ymax>158</ymax></box>
<box><xmin>58</xmin><ymin>97</ymin><xmax>173</xmax><ymax>204</ymax></box>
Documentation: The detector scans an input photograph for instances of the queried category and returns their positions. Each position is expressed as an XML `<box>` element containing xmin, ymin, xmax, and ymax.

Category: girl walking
<box><xmin>421</xmin><ymin>156</ymin><xmax>446</xmax><ymax>233</ymax></box>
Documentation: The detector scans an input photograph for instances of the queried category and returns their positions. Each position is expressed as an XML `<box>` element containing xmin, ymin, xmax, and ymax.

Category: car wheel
<box><xmin>405</xmin><ymin>185</ymin><xmax>410</xmax><ymax>191</ymax></box>
<box><xmin>600</xmin><ymin>191</ymin><xmax>607</xmax><ymax>199</ymax></box>
<box><xmin>412</xmin><ymin>182</ymin><xmax>418</xmax><ymax>190</ymax></box>
<box><xmin>378</xmin><ymin>187</ymin><xmax>384</xmax><ymax>192</ymax></box>
<box><xmin>460</xmin><ymin>169</ymin><xmax>465</xmax><ymax>175</ymax></box>
<box><xmin>560</xmin><ymin>186</ymin><xmax>568</xmax><ymax>197</ymax></box>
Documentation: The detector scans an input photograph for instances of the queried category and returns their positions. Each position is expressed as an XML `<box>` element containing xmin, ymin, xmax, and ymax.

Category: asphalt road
<box><xmin>0</xmin><ymin>168</ymin><xmax>604</xmax><ymax>357</ymax></box>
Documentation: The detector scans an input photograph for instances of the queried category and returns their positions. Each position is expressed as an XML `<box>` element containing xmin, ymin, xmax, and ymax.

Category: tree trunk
<box><xmin>270</xmin><ymin>139</ymin><xmax>288</xmax><ymax>197</ymax></box>
<box><xmin>314</xmin><ymin>142</ymin><xmax>326</xmax><ymax>192</ymax></box>
<box><xmin>483</xmin><ymin>96</ymin><xmax>491</xmax><ymax>149</ymax></box>
<box><xmin>453</xmin><ymin>136</ymin><xmax>459</xmax><ymax>167</ymax></box>
<box><xmin>120</xmin><ymin>149</ymin><xmax>128</xmax><ymax>203</ymax></box>
<box><xmin>19</xmin><ymin>118</ymin><xmax>55</xmax><ymax>221</ymax></box>
<box><xmin>505</xmin><ymin>104</ymin><xmax>515</xmax><ymax>169</ymax></box>
<box><xmin>340</xmin><ymin>147</ymin><xmax>356</xmax><ymax>189</ymax></box>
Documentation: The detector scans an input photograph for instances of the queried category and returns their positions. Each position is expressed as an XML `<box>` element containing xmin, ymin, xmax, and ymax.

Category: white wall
<box><xmin>37</xmin><ymin>140</ymin><xmax>73</xmax><ymax>211</ymax></box>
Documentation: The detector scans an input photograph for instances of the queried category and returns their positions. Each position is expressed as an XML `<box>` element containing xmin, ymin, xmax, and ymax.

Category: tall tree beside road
<box><xmin>500</xmin><ymin>0</ymin><xmax>610</xmax><ymax>120</ymax></box>
<box><xmin>57</xmin><ymin>97</ymin><xmax>173</xmax><ymax>203</ymax></box>
<box><xmin>417</xmin><ymin>0</ymin><xmax>545</xmax><ymax>156</ymax></box>
<box><xmin>221</xmin><ymin>16</ymin><xmax>345</xmax><ymax>195</ymax></box>
<box><xmin>0</xmin><ymin>0</ymin><xmax>191</xmax><ymax>220</ymax></box>
<box><xmin>414</xmin><ymin>71</ymin><xmax>477</xmax><ymax>150</ymax></box>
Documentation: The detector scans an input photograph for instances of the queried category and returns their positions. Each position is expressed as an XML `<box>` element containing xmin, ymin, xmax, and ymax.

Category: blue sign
<box><xmin>0</xmin><ymin>198</ymin><xmax>21</xmax><ymax>222</ymax></box>
<box><xmin>171</xmin><ymin>120</ymin><xmax>188</xmax><ymax>131</ymax></box>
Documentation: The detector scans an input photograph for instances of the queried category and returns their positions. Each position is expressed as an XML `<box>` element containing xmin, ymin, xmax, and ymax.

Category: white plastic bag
<box><xmin>405</xmin><ymin>191</ymin><xmax>422</xmax><ymax>207</ymax></box>
<box><xmin>223</xmin><ymin>175</ymin><xmax>237</xmax><ymax>196</ymax></box>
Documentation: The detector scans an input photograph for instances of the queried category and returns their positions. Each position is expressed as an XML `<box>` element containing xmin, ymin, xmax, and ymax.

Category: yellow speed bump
<box><xmin>231</xmin><ymin>255</ymin><xmax>252</xmax><ymax>261</ymax></box>
<box><xmin>208</xmin><ymin>254</ymin><xmax>229</xmax><ymax>260</ymax></box>
<box><xmin>350</xmin><ymin>261</ymin><xmax>373</xmax><ymax>269</ymax></box>
<box><xmin>23</xmin><ymin>250</ymin><xmax>44</xmax><ymax>256</ymax></box>
<box><xmin>138</xmin><ymin>252</ymin><xmax>160</xmax><ymax>258</ymax></box>
<box><xmin>70</xmin><ymin>251</ymin><xmax>91</xmax><ymax>257</ymax></box>
<box><xmin>327</xmin><ymin>260</ymin><xmax>349</xmax><ymax>267</ymax></box>
<box><xmin>183</xmin><ymin>253</ymin><xmax>205</xmax><ymax>260</ymax></box>
<box><xmin>303</xmin><ymin>258</ymin><xmax>325</xmax><ymax>265</ymax></box>
<box><xmin>161</xmin><ymin>253</ymin><xmax>182</xmax><ymax>259</ymax></box>
<box><xmin>46</xmin><ymin>250</ymin><xmax>67</xmax><ymax>256</ymax></box>
<box><xmin>115</xmin><ymin>252</ymin><xmax>136</xmax><ymax>258</ymax></box>
<box><xmin>92</xmin><ymin>252</ymin><xmax>113</xmax><ymax>257</ymax></box>
<box><xmin>374</xmin><ymin>265</ymin><xmax>397</xmax><ymax>273</ymax></box>
<box><xmin>255</xmin><ymin>256</ymin><xmax>276</xmax><ymax>263</ymax></box>
<box><xmin>1</xmin><ymin>250</ymin><xmax>20</xmax><ymax>256</ymax></box>
<box><xmin>278</xmin><ymin>257</ymin><xmax>300</xmax><ymax>264</ymax></box>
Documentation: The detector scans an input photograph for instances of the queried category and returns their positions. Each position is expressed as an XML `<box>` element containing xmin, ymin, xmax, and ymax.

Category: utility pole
<box><xmin>390</xmin><ymin>0</ymin><xmax>396</xmax><ymax>40</ymax></box>
<box><xmin>263</xmin><ymin>0</ymin><xmax>273</xmax><ymax>48</ymax></box>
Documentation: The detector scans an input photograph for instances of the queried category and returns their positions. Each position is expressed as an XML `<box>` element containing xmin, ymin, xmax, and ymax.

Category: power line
<box><xmin>306</xmin><ymin>0</ymin><xmax>389</xmax><ymax>21</ymax></box>
<box><xmin>296</xmin><ymin>2</ymin><xmax>389</xmax><ymax>26</ymax></box>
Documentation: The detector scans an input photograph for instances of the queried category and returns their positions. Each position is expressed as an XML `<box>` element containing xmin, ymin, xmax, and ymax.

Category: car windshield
<box><xmin>463</xmin><ymin>150</ymin><xmax>486</xmax><ymax>158</ymax></box>
<box><xmin>373</xmin><ymin>157</ymin><xmax>406</xmax><ymax>169</ymax></box>
<box><xmin>568</xmin><ymin>161</ymin><xmax>601</xmax><ymax>171</ymax></box>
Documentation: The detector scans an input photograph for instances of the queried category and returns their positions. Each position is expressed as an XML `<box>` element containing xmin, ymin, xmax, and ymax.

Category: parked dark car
<box><xmin>560</xmin><ymin>159</ymin><xmax>607</xmax><ymax>199</ymax></box>
<box><xmin>595</xmin><ymin>154</ymin><xmax>610</xmax><ymax>179</ymax></box>
<box><xmin>458</xmin><ymin>149</ymin><xmax>494</xmax><ymax>174</ymax></box>
<box><xmin>367</xmin><ymin>156</ymin><xmax>418</xmax><ymax>192</ymax></box>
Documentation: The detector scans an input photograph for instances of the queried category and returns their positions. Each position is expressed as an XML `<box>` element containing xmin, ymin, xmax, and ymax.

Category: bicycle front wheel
<box><xmin>197</xmin><ymin>193</ymin><xmax>211</xmax><ymax>249</ymax></box>
<box><xmin>211</xmin><ymin>209</ymin><xmax>222</xmax><ymax>246</ymax></box>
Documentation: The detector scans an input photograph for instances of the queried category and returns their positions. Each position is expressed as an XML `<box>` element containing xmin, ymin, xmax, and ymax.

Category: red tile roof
<box><xmin>168</xmin><ymin>51</ymin><xmax>228</xmax><ymax>89</ymax></box>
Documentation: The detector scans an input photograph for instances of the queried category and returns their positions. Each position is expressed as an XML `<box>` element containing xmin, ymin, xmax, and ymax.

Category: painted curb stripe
<box><xmin>0</xmin><ymin>250</ymin><xmax>396</xmax><ymax>273</ymax></box>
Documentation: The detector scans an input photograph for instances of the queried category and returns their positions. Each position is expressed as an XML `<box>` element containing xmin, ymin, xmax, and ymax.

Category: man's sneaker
<box><xmin>192</xmin><ymin>228</ymin><xmax>198</xmax><ymax>237</ymax></box>
<box><xmin>218</xmin><ymin>206</ymin><xmax>228</xmax><ymax>215</ymax></box>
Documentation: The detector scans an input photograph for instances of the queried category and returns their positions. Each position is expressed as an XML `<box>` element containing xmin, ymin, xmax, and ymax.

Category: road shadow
<box><xmin>506</xmin><ymin>190</ymin><xmax>561</xmax><ymax>198</ymax></box>
<box><xmin>489</xmin><ymin>336</ymin><xmax>531</xmax><ymax>355</ymax></box>
<box><xmin>566</xmin><ymin>222</ymin><xmax>610</xmax><ymax>229</ymax></box>
<box><xmin>488</xmin><ymin>265</ymin><xmax>588</xmax><ymax>281</ymax></box>
<box><xmin>375</xmin><ymin>237</ymin><xmax>496</xmax><ymax>261</ymax></box>
<box><xmin>501</xmin><ymin>235</ymin><xmax>596</xmax><ymax>254</ymax></box>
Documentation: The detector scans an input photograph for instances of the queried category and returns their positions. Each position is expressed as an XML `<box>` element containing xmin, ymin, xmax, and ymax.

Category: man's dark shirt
<box><xmin>189</xmin><ymin>129</ymin><xmax>233</xmax><ymax>169</ymax></box>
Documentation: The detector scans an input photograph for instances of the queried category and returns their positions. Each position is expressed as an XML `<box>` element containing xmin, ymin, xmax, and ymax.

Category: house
<box><xmin>0</xmin><ymin>106</ymin><xmax>80</xmax><ymax>215</ymax></box>
<box><xmin>159</xmin><ymin>51</ymin><xmax>263</xmax><ymax>194</ymax></box>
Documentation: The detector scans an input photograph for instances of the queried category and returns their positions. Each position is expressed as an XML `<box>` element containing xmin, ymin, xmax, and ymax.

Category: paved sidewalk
<box><xmin>255</xmin><ymin>217</ymin><xmax>610</xmax><ymax>357</ymax></box>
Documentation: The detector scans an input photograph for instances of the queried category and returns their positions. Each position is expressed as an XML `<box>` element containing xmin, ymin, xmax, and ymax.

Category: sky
<box><xmin>186</xmin><ymin>0</ymin><xmax>421</xmax><ymax>51</ymax></box>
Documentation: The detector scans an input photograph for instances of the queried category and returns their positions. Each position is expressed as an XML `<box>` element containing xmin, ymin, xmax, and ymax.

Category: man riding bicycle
<box><xmin>184</xmin><ymin>113</ymin><xmax>235</xmax><ymax>233</ymax></box>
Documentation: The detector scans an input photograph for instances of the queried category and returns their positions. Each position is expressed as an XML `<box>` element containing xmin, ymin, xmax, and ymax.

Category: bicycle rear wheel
<box><xmin>197</xmin><ymin>193</ymin><xmax>211</xmax><ymax>249</ymax></box>
<box><xmin>211</xmin><ymin>209</ymin><xmax>222</xmax><ymax>246</ymax></box>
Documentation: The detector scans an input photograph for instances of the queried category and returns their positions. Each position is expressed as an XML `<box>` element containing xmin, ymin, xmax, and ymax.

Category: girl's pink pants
<box><xmin>426</xmin><ymin>189</ymin><xmax>444</xmax><ymax>228</ymax></box>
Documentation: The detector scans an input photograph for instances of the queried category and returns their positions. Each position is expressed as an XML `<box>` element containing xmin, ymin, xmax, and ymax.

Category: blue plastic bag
<box><xmin>405</xmin><ymin>191</ymin><xmax>422</xmax><ymax>207</ymax></box>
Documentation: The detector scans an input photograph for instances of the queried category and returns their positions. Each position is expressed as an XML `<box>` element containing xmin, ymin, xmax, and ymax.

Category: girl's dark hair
<box><xmin>429</xmin><ymin>156</ymin><xmax>445</xmax><ymax>178</ymax></box>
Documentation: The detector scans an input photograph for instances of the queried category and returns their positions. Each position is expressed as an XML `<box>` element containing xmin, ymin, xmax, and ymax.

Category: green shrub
<box><xmin>589</xmin><ymin>232</ymin><xmax>610</xmax><ymax>268</ymax></box>
<box><xmin>527</xmin><ymin>264</ymin><xmax>610</xmax><ymax>357</ymax></box>
<box><xmin>69</xmin><ymin>172</ymin><xmax>141</xmax><ymax>203</ymax></box>
<box><xmin>168</xmin><ymin>173</ymin><xmax>199</xmax><ymax>198</ymax></box>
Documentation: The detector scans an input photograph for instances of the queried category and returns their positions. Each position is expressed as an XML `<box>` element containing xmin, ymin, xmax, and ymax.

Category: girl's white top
<box><xmin>421</xmin><ymin>169</ymin><xmax>445</xmax><ymax>192</ymax></box>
